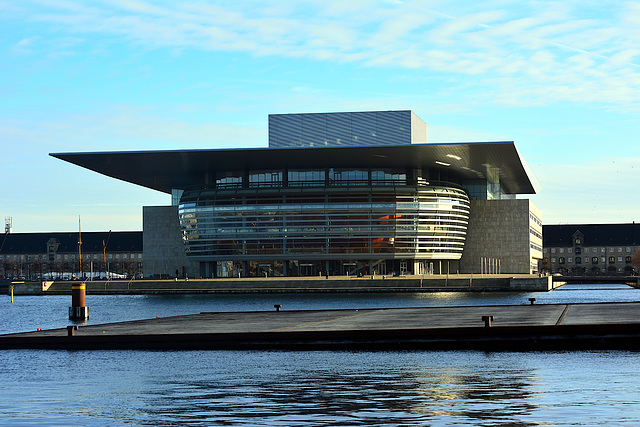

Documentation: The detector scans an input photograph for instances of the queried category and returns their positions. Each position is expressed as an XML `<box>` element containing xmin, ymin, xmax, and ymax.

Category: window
<box><xmin>608</xmin><ymin>256</ymin><xmax>615</xmax><ymax>263</ymax></box>
<box><xmin>559</xmin><ymin>248</ymin><xmax>565</xmax><ymax>254</ymax></box>
<box><xmin>618</xmin><ymin>257</ymin><xmax>623</xmax><ymax>262</ymax></box>
<box><xmin>551</xmin><ymin>248</ymin><xmax>556</xmax><ymax>254</ymax></box>
<box><xmin>216</xmin><ymin>175</ymin><xmax>242</xmax><ymax>188</ymax></box>
<box><xmin>601</xmin><ymin>248</ymin><xmax>606</xmax><ymax>253</ymax></box>
<box><xmin>575</xmin><ymin>238</ymin><xmax>582</xmax><ymax>245</ymax></box>
<box><xmin>627</xmin><ymin>247</ymin><xmax>632</xmax><ymax>253</ymax></box>
<box><xmin>585</xmin><ymin>248</ymin><xmax>589</xmax><ymax>253</ymax></box>
<box><xmin>370</xmin><ymin>169</ymin><xmax>406</xmax><ymax>184</ymax></box>
<box><xmin>592</xmin><ymin>257</ymin><xmax>598</xmax><ymax>264</ymax></box>
<box><xmin>568</xmin><ymin>248</ymin><xmax>573</xmax><ymax>254</ymax></box>
<box><xmin>626</xmin><ymin>256</ymin><xmax>632</xmax><ymax>263</ymax></box>
<box><xmin>329</xmin><ymin>169</ymin><xmax>368</xmax><ymax>185</ymax></box>
<box><xmin>601</xmin><ymin>257</ymin><xmax>606</xmax><ymax>263</ymax></box>
<box><xmin>618</xmin><ymin>247</ymin><xmax>622</xmax><ymax>253</ymax></box>
<box><xmin>568</xmin><ymin>257</ymin><xmax>573</xmax><ymax>263</ymax></box>
<box><xmin>576</xmin><ymin>257</ymin><xmax>582</xmax><ymax>264</ymax></box>
<box><xmin>575</xmin><ymin>247</ymin><xmax>581</xmax><ymax>254</ymax></box>
<box><xmin>559</xmin><ymin>257</ymin><xmax>565</xmax><ymax>264</ymax></box>
<box><xmin>249</xmin><ymin>171</ymin><xmax>283</xmax><ymax>188</ymax></box>
<box><xmin>551</xmin><ymin>257</ymin><xmax>556</xmax><ymax>263</ymax></box>
<box><xmin>609</xmin><ymin>247</ymin><xmax>614</xmax><ymax>253</ymax></box>
<box><xmin>288</xmin><ymin>170</ymin><xmax>324</xmax><ymax>187</ymax></box>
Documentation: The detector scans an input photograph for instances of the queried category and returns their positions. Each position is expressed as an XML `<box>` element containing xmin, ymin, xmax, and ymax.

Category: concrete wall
<box><xmin>460</xmin><ymin>199</ymin><xmax>541</xmax><ymax>274</ymax></box>
<box><xmin>143</xmin><ymin>206</ymin><xmax>197</xmax><ymax>278</ymax></box>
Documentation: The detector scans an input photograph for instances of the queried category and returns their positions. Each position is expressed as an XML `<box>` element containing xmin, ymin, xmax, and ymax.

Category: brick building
<box><xmin>542</xmin><ymin>223</ymin><xmax>640</xmax><ymax>276</ymax></box>
<box><xmin>0</xmin><ymin>231</ymin><xmax>142</xmax><ymax>280</ymax></box>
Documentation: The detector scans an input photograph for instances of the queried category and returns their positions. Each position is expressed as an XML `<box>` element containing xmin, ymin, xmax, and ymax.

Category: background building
<box><xmin>52</xmin><ymin>110</ymin><xmax>542</xmax><ymax>278</ymax></box>
<box><xmin>542</xmin><ymin>223</ymin><xmax>640</xmax><ymax>276</ymax></box>
<box><xmin>0</xmin><ymin>231</ymin><xmax>142</xmax><ymax>280</ymax></box>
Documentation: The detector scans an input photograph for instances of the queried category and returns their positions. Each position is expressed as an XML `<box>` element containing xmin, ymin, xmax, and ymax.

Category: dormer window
<box><xmin>575</xmin><ymin>237</ymin><xmax>581</xmax><ymax>245</ymax></box>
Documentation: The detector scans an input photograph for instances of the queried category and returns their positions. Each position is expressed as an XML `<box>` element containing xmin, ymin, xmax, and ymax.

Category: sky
<box><xmin>1</xmin><ymin>0</ymin><xmax>639</xmax><ymax>233</ymax></box>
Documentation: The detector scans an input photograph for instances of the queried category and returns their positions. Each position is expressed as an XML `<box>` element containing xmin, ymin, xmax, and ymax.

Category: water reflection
<box><xmin>137</xmin><ymin>351</ymin><xmax>547</xmax><ymax>426</ymax></box>
<box><xmin>2</xmin><ymin>349</ymin><xmax>639</xmax><ymax>425</ymax></box>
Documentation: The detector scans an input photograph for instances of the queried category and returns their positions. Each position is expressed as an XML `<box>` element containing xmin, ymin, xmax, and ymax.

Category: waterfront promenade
<box><xmin>8</xmin><ymin>274</ymin><xmax>564</xmax><ymax>295</ymax></box>
<box><xmin>2</xmin><ymin>301</ymin><xmax>640</xmax><ymax>351</ymax></box>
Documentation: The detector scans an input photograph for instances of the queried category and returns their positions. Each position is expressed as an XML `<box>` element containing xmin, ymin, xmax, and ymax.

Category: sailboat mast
<box><xmin>78</xmin><ymin>216</ymin><xmax>82</xmax><ymax>278</ymax></box>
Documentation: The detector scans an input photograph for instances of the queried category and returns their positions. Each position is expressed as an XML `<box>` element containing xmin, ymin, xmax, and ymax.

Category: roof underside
<box><xmin>51</xmin><ymin>142</ymin><xmax>540</xmax><ymax>195</ymax></box>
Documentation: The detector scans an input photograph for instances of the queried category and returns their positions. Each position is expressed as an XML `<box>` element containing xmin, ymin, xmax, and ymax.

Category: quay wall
<box><xmin>8</xmin><ymin>275</ymin><xmax>557</xmax><ymax>295</ymax></box>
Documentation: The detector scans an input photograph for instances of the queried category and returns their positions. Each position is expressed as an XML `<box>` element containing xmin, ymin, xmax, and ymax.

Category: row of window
<box><xmin>530</xmin><ymin>228</ymin><xmax>542</xmax><ymax>240</ymax></box>
<box><xmin>218</xmin><ymin>169</ymin><xmax>410</xmax><ymax>189</ymax></box>
<box><xmin>0</xmin><ymin>253</ymin><xmax>142</xmax><ymax>261</ymax></box>
<box><xmin>180</xmin><ymin>187</ymin><xmax>471</xmax><ymax>259</ymax></box>
<box><xmin>529</xmin><ymin>212</ymin><xmax>542</xmax><ymax>227</ymax></box>
<box><xmin>547</xmin><ymin>247</ymin><xmax>634</xmax><ymax>254</ymax></box>
<box><xmin>552</xmin><ymin>256</ymin><xmax>632</xmax><ymax>265</ymax></box>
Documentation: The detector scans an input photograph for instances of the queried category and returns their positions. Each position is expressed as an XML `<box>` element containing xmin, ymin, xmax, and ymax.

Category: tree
<box><xmin>631</xmin><ymin>249</ymin><xmax>640</xmax><ymax>274</ymax></box>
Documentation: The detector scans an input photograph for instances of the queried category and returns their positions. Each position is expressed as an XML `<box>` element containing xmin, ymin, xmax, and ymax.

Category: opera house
<box><xmin>52</xmin><ymin>110</ymin><xmax>542</xmax><ymax>278</ymax></box>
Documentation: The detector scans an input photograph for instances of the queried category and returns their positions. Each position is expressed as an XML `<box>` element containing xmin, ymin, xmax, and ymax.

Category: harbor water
<box><xmin>1</xmin><ymin>284</ymin><xmax>639</xmax><ymax>426</ymax></box>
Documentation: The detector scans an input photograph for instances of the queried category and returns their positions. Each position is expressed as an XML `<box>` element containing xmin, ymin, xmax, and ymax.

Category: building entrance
<box><xmin>300</xmin><ymin>264</ymin><xmax>315</xmax><ymax>276</ymax></box>
<box><xmin>342</xmin><ymin>262</ymin><xmax>358</xmax><ymax>276</ymax></box>
<box><xmin>400</xmin><ymin>261</ymin><xmax>407</xmax><ymax>275</ymax></box>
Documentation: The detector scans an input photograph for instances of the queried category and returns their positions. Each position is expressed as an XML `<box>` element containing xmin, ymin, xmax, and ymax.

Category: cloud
<box><xmin>10</xmin><ymin>1</ymin><xmax>640</xmax><ymax>109</ymax></box>
<box><xmin>12</xmin><ymin>36</ymin><xmax>40</xmax><ymax>54</ymax></box>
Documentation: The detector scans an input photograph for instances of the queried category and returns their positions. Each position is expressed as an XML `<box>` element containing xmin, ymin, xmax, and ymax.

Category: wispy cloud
<box><xmin>13</xmin><ymin>0</ymin><xmax>640</xmax><ymax>108</ymax></box>
<box><xmin>9</xmin><ymin>1</ymin><xmax>640</xmax><ymax>109</ymax></box>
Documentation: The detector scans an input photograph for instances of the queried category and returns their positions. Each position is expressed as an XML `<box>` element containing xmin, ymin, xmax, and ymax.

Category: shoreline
<box><xmin>6</xmin><ymin>274</ymin><xmax>563</xmax><ymax>295</ymax></box>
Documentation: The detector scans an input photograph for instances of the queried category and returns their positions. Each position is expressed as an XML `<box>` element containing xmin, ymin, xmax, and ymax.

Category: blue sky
<box><xmin>1</xmin><ymin>0</ymin><xmax>639</xmax><ymax>232</ymax></box>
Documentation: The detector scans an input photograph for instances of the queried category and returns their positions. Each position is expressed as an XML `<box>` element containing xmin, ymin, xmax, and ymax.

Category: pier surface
<box><xmin>2</xmin><ymin>302</ymin><xmax>640</xmax><ymax>351</ymax></box>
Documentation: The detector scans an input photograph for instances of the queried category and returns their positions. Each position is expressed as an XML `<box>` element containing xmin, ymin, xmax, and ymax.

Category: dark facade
<box><xmin>0</xmin><ymin>231</ymin><xmax>143</xmax><ymax>280</ymax></box>
<box><xmin>542</xmin><ymin>223</ymin><xmax>640</xmax><ymax>275</ymax></box>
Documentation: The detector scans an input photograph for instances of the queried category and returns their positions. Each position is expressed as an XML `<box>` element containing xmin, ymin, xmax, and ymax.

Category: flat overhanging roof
<box><xmin>51</xmin><ymin>142</ymin><xmax>540</xmax><ymax>195</ymax></box>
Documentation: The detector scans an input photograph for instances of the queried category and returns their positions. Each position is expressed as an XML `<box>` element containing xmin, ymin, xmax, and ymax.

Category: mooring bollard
<box><xmin>274</xmin><ymin>304</ymin><xmax>282</xmax><ymax>312</ymax></box>
<box><xmin>482</xmin><ymin>315</ymin><xmax>494</xmax><ymax>328</ymax></box>
<box><xmin>69</xmin><ymin>282</ymin><xmax>89</xmax><ymax>321</ymax></box>
<box><xmin>529</xmin><ymin>298</ymin><xmax>536</xmax><ymax>305</ymax></box>
<box><xmin>67</xmin><ymin>325</ymin><xmax>79</xmax><ymax>336</ymax></box>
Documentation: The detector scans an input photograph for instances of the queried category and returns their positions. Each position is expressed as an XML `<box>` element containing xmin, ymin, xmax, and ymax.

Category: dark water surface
<box><xmin>1</xmin><ymin>284</ymin><xmax>639</xmax><ymax>426</ymax></box>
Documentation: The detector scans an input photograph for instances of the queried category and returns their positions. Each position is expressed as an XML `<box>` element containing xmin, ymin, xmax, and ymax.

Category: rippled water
<box><xmin>1</xmin><ymin>284</ymin><xmax>639</xmax><ymax>426</ymax></box>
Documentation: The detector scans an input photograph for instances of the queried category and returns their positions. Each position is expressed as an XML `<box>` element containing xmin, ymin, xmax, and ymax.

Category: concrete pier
<box><xmin>8</xmin><ymin>275</ymin><xmax>560</xmax><ymax>295</ymax></box>
<box><xmin>2</xmin><ymin>302</ymin><xmax>640</xmax><ymax>351</ymax></box>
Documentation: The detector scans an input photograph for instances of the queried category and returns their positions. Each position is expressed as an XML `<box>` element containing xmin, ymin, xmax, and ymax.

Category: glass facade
<box><xmin>179</xmin><ymin>167</ymin><xmax>470</xmax><ymax>277</ymax></box>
